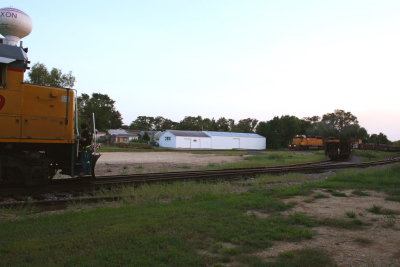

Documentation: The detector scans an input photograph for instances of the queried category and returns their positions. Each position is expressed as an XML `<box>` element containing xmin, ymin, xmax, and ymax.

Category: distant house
<box><xmin>107</xmin><ymin>129</ymin><xmax>140</xmax><ymax>144</ymax></box>
<box><xmin>94</xmin><ymin>130</ymin><xmax>107</xmax><ymax>143</ymax></box>
<box><xmin>158</xmin><ymin>130</ymin><xmax>266</xmax><ymax>150</ymax></box>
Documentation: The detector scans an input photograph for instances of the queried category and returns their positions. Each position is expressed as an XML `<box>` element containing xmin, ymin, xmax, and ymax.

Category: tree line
<box><xmin>26</xmin><ymin>63</ymin><xmax>395</xmax><ymax>148</ymax></box>
<box><xmin>128</xmin><ymin>116</ymin><xmax>259</xmax><ymax>133</ymax></box>
<box><xmin>128</xmin><ymin>111</ymin><xmax>391</xmax><ymax>148</ymax></box>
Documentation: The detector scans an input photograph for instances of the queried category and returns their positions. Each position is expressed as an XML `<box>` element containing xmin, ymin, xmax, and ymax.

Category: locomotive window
<box><xmin>0</xmin><ymin>64</ymin><xmax>6</xmax><ymax>88</ymax></box>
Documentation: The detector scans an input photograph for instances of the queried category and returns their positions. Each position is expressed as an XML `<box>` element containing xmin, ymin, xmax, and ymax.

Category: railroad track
<box><xmin>1</xmin><ymin>157</ymin><xmax>399</xmax><ymax>208</ymax></box>
<box><xmin>90</xmin><ymin>157</ymin><xmax>400</xmax><ymax>186</ymax></box>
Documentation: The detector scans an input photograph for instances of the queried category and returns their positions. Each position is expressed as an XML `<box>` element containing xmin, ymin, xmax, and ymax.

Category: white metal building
<box><xmin>204</xmin><ymin>131</ymin><xmax>266</xmax><ymax>150</ymax></box>
<box><xmin>159</xmin><ymin>130</ymin><xmax>211</xmax><ymax>149</ymax></box>
<box><xmin>159</xmin><ymin>130</ymin><xmax>266</xmax><ymax>150</ymax></box>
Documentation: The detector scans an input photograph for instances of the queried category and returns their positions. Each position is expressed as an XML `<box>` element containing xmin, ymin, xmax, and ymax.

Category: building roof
<box><xmin>166</xmin><ymin>130</ymin><xmax>210</xmax><ymax>137</ymax></box>
<box><xmin>204</xmin><ymin>131</ymin><xmax>265</xmax><ymax>138</ymax></box>
<box><xmin>0</xmin><ymin>43</ymin><xmax>28</xmax><ymax>61</ymax></box>
<box><xmin>108</xmin><ymin>129</ymin><xmax>140</xmax><ymax>136</ymax></box>
<box><xmin>163</xmin><ymin>130</ymin><xmax>265</xmax><ymax>138</ymax></box>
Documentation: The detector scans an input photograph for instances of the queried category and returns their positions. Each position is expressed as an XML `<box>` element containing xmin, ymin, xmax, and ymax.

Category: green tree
<box><xmin>367</xmin><ymin>133</ymin><xmax>391</xmax><ymax>144</ymax></box>
<box><xmin>26</xmin><ymin>62</ymin><xmax>75</xmax><ymax>88</ymax></box>
<box><xmin>78</xmin><ymin>93</ymin><xmax>123</xmax><ymax>131</ymax></box>
<box><xmin>303</xmin><ymin>116</ymin><xmax>320</xmax><ymax>124</ymax></box>
<box><xmin>201</xmin><ymin>118</ymin><xmax>218</xmax><ymax>131</ymax></box>
<box><xmin>130</xmin><ymin>116</ymin><xmax>155</xmax><ymax>131</ymax></box>
<box><xmin>141</xmin><ymin>132</ymin><xmax>151</xmax><ymax>143</ymax></box>
<box><xmin>256</xmin><ymin>115</ymin><xmax>309</xmax><ymax>148</ymax></box>
<box><xmin>215</xmin><ymin>117</ymin><xmax>232</xmax><ymax>131</ymax></box>
<box><xmin>131</xmin><ymin>116</ymin><xmax>177</xmax><ymax>131</ymax></box>
<box><xmin>153</xmin><ymin>116</ymin><xmax>177</xmax><ymax>131</ymax></box>
<box><xmin>177</xmin><ymin>116</ymin><xmax>204</xmax><ymax>131</ymax></box>
<box><xmin>321</xmin><ymin>109</ymin><xmax>358</xmax><ymax>132</ymax></box>
<box><xmin>341</xmin><ymin>124</ymin><xmax>369</xmax><ymax>141</ymax></box>
<box><xmin>306</xmin><ymin>121</ymin><xmax>338</xmax><ymax>138</ymax></box>
<box><xmin>308</xmin><ymin>110</ymin><xmax>367</xmax><ymax>140</ymax></box>
<box><xmin>234</xmin><ymin>118</ymin><xmax>259</xmax><ymax>133</ymax></box>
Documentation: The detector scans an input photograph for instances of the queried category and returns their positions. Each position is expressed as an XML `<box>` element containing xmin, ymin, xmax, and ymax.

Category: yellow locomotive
<box><xmin>289</xmin><ymin>135</ymin><xmax>324</xmax><ymax>150</ymax></box>
<box><xmin>0</xmin><ymin>7</ymin><xmax>99</xmax><ymax>185</ymax></box>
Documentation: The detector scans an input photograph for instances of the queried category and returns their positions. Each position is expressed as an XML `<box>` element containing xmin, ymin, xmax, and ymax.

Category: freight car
<box><xmin>0</xmin><ymin>8</ymin><xmax>100</xmax><ymax>186</ymax></box>
<box><xmin>359</xmin><ymin>143</ymin><xmax>400</xmax><ymax>152</ymax></box>
<box><xmin>325</xmin><ymin>138</ymin><xmax>352</xmax><ymax>160</ymax></box>
<box><xmin>289</xmin><ymin>135</ymin><xmax>324</xmax><ymax>150</ymax></box>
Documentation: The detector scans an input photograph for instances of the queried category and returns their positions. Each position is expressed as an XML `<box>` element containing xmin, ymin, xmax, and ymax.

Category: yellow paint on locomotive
<box><xmin>289</xmin><ymin>135</ymin><xmax>324</xmax><ymax>149</ymax></box>
<box><xmin>290</xmin><ymin>137</ymin><xmax>304</xmax><ymax>147</ymax></box>
<box><xmin>0</xmin><ymin>68</ymin><xmax>76</xmax><ymax>144</ymax></box>
<box><xmin>307</xmin><ymin>138</ymin><xmax>324</xmax><ymax>147</ymax></box>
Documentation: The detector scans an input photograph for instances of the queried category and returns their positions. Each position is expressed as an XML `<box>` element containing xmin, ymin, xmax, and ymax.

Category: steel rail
<box><xmin>1</xmin><ymin>158</ymin><xmax>399</xmax><ymax>200</ymax></box>
<box><xmin>1</xmin><ymin>157</ymin><xmax>399</xmax><ymax>209</ymax></box>
<box><xmin>90</xmin><ymin>157</ymin><xmax>400</xmax><ymax>186</ymax></box>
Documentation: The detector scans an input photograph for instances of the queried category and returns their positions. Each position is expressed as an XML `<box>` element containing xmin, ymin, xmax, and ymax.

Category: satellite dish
<box><xmin>0</xmin><ymin>7</ymin><xmax>32</xmax><ymax>46</ymax></box>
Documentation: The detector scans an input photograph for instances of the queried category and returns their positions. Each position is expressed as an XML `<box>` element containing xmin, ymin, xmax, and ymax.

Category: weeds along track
<box><xmin>1</xmin><ymin>157</ymin><xmax>399</xmax><ymax>208</ymax></box>
<box><xmin>90</xmin><ymin>157</ymin><xmax>400</xmax><ymax>186</ymax></box>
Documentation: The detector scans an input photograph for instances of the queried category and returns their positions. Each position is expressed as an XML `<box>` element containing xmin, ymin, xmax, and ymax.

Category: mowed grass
<box><xmin>309</xmin><ymin>163</ymin><xmax>400</xmax><ymax>200</ymax></box>
<box><xmin>265</xmin><ymin>163</ymin><xmax>400</xmax><ymax>201</ymax></box>
<box><xmin>1</xmin><ymin>163</ymin><xmax>399</xmax><ymax>266</ymax></box>
<box><xmin>98</xmin><ymin>144</ymin><xmax>171</xmax><ymax>152</ymax></box>
<box><xmin>353</xmin><ymin>150</ymin><xmax>400</xmax><ymax>161</ymax></box>
<box><xmin>199</xmin><ymin>151</ymin><xmax>325</xmax><ymax>170</ymax></box>
<box><xmin>0</xmin><ymin>190</ymin><xmax>312</xmax><ymax>266</ymax></box>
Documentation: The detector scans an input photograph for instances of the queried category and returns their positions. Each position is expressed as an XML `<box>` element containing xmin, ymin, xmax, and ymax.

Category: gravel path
<box><xmin>96</xmin><ymin>152</ymin><xmax>244</xmax><ymax>176</ymax></box>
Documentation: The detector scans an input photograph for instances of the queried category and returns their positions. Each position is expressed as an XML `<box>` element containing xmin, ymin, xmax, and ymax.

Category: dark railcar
<box><xmin>325</xmin><ymin>139</ymin><xmax>352</xmax><ymax>160</ymax></box>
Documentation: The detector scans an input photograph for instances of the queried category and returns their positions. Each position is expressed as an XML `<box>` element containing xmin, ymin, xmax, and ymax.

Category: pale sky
<box><xmin>2</xmin><ymin>1</ymin><xmax>400</xmax><ymax>140</ymax></box>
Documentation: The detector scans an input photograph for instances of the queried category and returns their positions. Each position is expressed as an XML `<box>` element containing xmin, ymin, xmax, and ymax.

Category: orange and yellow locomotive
<box><xmin>0</xmin><ymin>42</ymin><xmax>100</xmax><ymax>185</ymax></box>
<box><xmin>0</xmin><ymin>7</ymin><xmax>100</xmax><ymax>185</ymax></box>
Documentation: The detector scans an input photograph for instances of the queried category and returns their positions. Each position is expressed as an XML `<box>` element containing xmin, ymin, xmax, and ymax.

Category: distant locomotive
<box><xmin>0</xmin><ymin>8</ymin><xmax>99</xmax><ymax>186</ymax></box>
<box><xmin>289</xmin><ymin>135</ymin><xmax>324</xmax><ymax>150</ymax></box>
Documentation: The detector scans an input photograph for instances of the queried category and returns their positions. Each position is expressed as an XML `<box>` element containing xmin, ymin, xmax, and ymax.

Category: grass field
<box><xmin>98</xmin><ymin>144</ymin><xmax>172</xmax><ymax>152</ymax></box>
<box><xmin>199</xmin><ymin>151</ymin><xmax>325</xmax><ymax>170</ymax></box>
<box><xmin>1</xmin><ymin>159</ymin><xmax>399</xmax><ymax>266</ymax></box>
<box><xmin>353</xmin><ymin>150</ymin><xmax>400</xmax><ymax>161</ymax></box>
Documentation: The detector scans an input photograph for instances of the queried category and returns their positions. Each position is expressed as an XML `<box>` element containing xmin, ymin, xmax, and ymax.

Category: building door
<box><xmin>183</xmin><ymin>138</ymin><xmax>191</xmax><ymax>148</ymax></box>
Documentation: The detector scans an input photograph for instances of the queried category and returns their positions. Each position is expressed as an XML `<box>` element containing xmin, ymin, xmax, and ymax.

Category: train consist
<box><xmin>0</xmin><ymin>8</ymin><xmax>99</xmax><ymax>186</ymax></box>
<box><xmin>291</xmin><ymin>135</ymin><xmax>400</xmax><ymax>160</ymax></box>
<box><xmin>359</xmin><ymin>143</ymin><xmax>400</xmax><ymax>152</ymax></box>
<box><xmin>289</xmin><ymin>135</ymin><xmax>352</xmax><ymax>160</ymax></box>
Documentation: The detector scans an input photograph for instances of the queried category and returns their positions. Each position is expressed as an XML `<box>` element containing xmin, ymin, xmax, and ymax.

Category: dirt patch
<box><xmin>282</xmin><ymin>189</ymin><xmax>400</xmax><ymax>219</ymax></box>
<box><xmin>256</xmin><ymin>190</ymin><xmax>400</xmax><ymax>266</ymax></box>
<box><xmin>95</xmin><ymin>152</ymin><xmax>244</xmax><ymax>176</ymax></box>
<box><xmin>246</xmin><ymin>210</ymin><xmax>270</xmax><ymax>219</ymax></box>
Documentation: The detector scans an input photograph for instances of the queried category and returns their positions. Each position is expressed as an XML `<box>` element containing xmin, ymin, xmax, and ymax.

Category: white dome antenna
<box><xmin>0</xmin><ymin>7</ymin><xmax>32</xmax><ymax>46</ymax></box>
